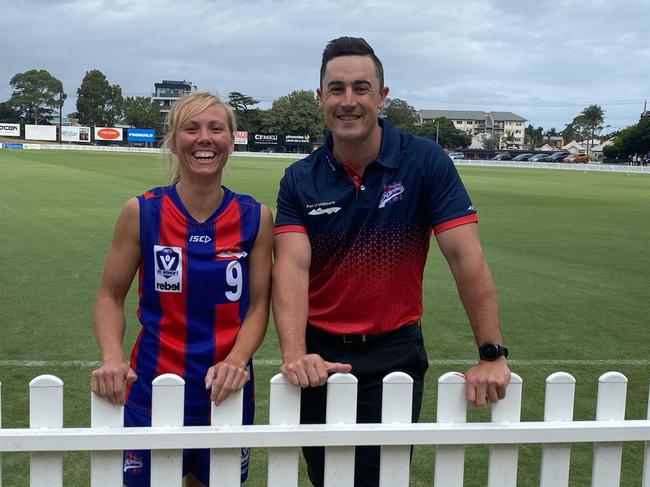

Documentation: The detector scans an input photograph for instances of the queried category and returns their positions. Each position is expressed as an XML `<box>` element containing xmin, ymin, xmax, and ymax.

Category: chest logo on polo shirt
<box><xmin>306</xmin><ymin>200</ymin><xmax>341</xmax><ymax>216</ymax></box>
<box><xmin>154</xmin><ymin>245</ymin><xmax>183</xmax><ymax>293</ymax></box>
<box><xmin>378</xmin><ymin>182</ymin><xmax>405</xmax><ymax>209</ymax></box>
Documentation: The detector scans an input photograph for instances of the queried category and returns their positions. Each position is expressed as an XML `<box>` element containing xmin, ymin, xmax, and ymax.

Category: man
<box><xmin>272</xmin><ymin>36</ymin><xmax>510</xmax><ymax>487</ymax></box>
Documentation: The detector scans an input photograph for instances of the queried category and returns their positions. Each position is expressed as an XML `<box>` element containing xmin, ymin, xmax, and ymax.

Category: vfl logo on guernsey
<box><xmin>308</xmin><ymin>207</ymin><xmax>341</xmax><ymax>216</ymax></box>
<box><xmin>378</xmin><ymin>183</ymin><xmax>405</xmax><ymax>208</ymax></box>
<box><xmin>154</xmin><ymin>245</ymin><xmax>182</xmax><ymax>293</ymax></box>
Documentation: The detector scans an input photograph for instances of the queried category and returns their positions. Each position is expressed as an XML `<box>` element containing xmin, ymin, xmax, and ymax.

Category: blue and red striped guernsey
<box><xmin>274</xmin><ymin>119</ymin><xmax>478</xmax><ymax>335</ymax></box>
<box><xmin>127</xmin><ymin>185</ymin><xmax>260</xmax><ymax>422</ymax></box>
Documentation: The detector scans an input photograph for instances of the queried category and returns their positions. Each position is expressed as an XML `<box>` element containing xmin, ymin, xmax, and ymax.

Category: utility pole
<box><xmin>59</xmin><ymin>90</ymin><xmax>63</xmax><ymax>144</ymax></box>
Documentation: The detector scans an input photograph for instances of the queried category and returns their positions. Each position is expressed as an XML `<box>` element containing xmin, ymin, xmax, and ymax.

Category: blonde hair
<box><xmin>163</xmin><ymin>91</ymin><xmax>237</xmax><ymax>184</ymax></box>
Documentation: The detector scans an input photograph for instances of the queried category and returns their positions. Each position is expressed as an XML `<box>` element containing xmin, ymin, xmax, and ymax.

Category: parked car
<box><xmin>564</xmin><ymin>153</ymin><xmax>589</xmax><ymax>163</ymax></box>
<box><xmin>547</xmin><ymin>151</ymin><xmax>572</xmax><ymax>162</ymax></box>
<box><xmin>512</xmin><ymin>153</ymin><xmax>534</xmax><ymax>161</ymax></box>
<box><xmin>492</xmin><ymin>153</ymin><xmax>512</xmax><ymax>161</ymax></box>
<box><xmin>448</xmin><ymin>152</ymin><xmax>465</xmax><ymax>160</ymax></box>
<box><xmin>529</xmin><ymin>153</ymin><xmax>550</xmax><ymax>162</ymax></box>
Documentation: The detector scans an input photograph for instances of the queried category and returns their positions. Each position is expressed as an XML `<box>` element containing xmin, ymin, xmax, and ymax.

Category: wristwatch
<box><xmin>478</xmin><ymin>342</ymin><xmax>508</xmax><ymax>361</ymax></box>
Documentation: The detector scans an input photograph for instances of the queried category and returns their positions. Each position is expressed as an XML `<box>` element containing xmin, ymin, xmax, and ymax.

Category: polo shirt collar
<box><xmin>322</xmin><ymin>118</ymin><xmax>401</xmax><ymax>170</ymax></box>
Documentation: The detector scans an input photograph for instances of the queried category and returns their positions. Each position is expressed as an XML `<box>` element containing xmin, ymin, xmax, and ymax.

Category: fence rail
<box><xmin>1</xmin><ymin>371</ymin><xmax>649</xmax><ymax>486</ymax></box>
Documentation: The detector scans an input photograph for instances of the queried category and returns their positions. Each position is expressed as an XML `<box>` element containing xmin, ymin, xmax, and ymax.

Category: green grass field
<box><xmin>1</xmin><ymin>148</ymin><xmax>649</xmax><ymax>486</ymax></box>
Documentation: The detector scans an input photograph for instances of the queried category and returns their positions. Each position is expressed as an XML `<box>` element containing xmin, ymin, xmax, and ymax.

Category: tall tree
<box><xmin>416</xmin><ymin>117</ymin><xmax>471</xmax><ymax>148</ymax></box>
<box><xmin>227</xmin><ymin>91</ymin><xmax>260</xmax><ymax>131</ymax></box>
<box><xmin>7</xmin><ymin>69</ymin><xmax>65</xmax><ymax>124</ymax></box>
<box><xmin>76</xmin><ymin>70</ymin><xmax>123</xmax><ymax>126</ymax></box>
<box><xmin>122</xmin><ymin>96</ymin><xmax>163</xmax><ymax>132</ymax></box>
<box><xmin>0</xmin><ymin>101</ymin><xmax>21</xmax><ymax>123</ymax></box>
<box><xmin>524</xmin><ymin>124</ymin><xmax>544</xmax><ymax>147</ymax></box>
<box><xmin>576</xmin><ymin>104</ymin><xmax>605</xmax><ymax>142</ymax></box>
<box><xmin>265</xmin><ymin>90</ymin><xmax>324</xmax><ymax>140</ymax></box>
<box><xmin>381</xmin><ymin>97</ymin><xmax>419</xmax><ymax>132</ymax></box>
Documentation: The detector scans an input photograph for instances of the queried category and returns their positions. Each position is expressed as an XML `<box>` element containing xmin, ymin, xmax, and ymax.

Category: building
<box><xmin>152</xmin><ymin>80</ymin><xmax>195</xmax><ymax>119</ymax></box>
<box><xmin>418</xmin><ymin>110</ymin><xmax>527</xmax><ymax>147</ymax></box>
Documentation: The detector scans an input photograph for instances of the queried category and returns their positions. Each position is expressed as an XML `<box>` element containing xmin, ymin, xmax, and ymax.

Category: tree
<box><xmin>482</xmin><ymin>134</ymin><xmax>500</xmax><ymax>150</ymax></box>
<box><xmin>525</xmin><ymin>124</ymin><xmax>544</xmax><ymax>147</ymax></box>
<box><xmin>0</xmin><ymin>101</ymin><xmax>21</xmax><ymax>123</ymax></box>
<box><xmin>603</xmin><ymin>116</ymin><xmax>650</xmax><ymax>161</ymax></box>
<box><xmin>381</xmin><ymin>98</ymin><xmax>418</xmax><ymax>132</ymax></box>
<box><xmin>416</xmin><ymin>117</ymin><xmax>471</xmax><ymax>148</ymax></box>
<box><xmin>227</xmin><ymin>91</ymin><xmax>260</xmax><ymax>131</ymax></box>
<box><xmin>122</xmin><ymin>97</ymin><xmax>163</xmax><ymax>132</ymax></box>
<box><xmin>7</xmin><ymin>69</ymin><xmax>65</xmax><ymax>124</ymax></box>
<box><xmin>264</xmin><ymin>90</ymin><xmax>324</xmax><ymax>140</ymax></box>
<box><xmin>76</xmin><ymin>70</ymin><xmax>123</xmax><ymax>127</ymax></box>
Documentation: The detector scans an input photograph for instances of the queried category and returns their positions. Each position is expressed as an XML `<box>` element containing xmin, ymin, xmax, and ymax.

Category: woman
<box><xmin>90</xmin><ymin>91</ymin><xmax>273</xmax><ymax>486</ymax></box>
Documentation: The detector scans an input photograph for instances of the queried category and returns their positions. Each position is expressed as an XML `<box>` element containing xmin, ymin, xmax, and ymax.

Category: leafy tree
<box><xmin>525</xmin><ymin>124</ymin><xmax>544</xmax><ymax>147</ymax></box>
<box><xmin>7</xmin><ymin>69</ymin><xmax>65</xmax><ymax>124</ymax></box>
<box><xmin>416</xmin><ymin>117</ymin><xmax>471</xmax><ymax>148</ymax></box>
<box><xmin>0</xmin><ymin>101</ymin><xmax>21</xmax><ymax>123</ymax></box>
<box><xmin>76</xmin><ymin>70</ymin><xmax>123</xmax><ymax>126</ymax></box>
<box><xmin>265</xmin><ymin>90</ymin><xmax>324</xmax><ymax>140</ymax></box>
<box><xmin>227</xmin><ymin>91</ymin><xmax>260</xmax><ymax>131</ymax></box>
<box><xmin>122</xmin><ymin>96</ymin><xmax>163</xmax><ymax>132</ymax></box>
<box><xmin>603</xmin><ymin>116</ymin><xmax>650</xmax><ymax>160</ymax></box>
<box><xmin>482</xmin><ymin>134</ymin><xmax>500</xmax><ymax>150</ymax></box>
<box><xmin>381</xmin><ymin>98</ymin><xmax>419</xmax><ymax>132</ymax></box>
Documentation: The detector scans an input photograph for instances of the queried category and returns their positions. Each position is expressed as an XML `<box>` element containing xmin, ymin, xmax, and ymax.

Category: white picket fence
<box><xmin>1</xmin><ymin>371</ymin><xmax>650</xmax><ymax>486</ymax></box>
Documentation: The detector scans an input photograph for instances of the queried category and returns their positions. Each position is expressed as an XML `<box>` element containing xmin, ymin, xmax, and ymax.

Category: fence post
<box><xmin>90</xmin><ymin>393</ymin><xmax>124</xmax><ymax>487</ymax></box>
<box><xmin>540</xmin><ymin>372</ymin><xmax>575</xmax><ymax>487</ymax></box>
<box><xmin>487</xmin><ymin>372</ymin><xmax>522</xmax><ymax>487</ymax></box>
<box><xmin>641</xmin><ymin>382</ymin><xmax>650</xmax><ymax>487</ymax></box>
<box><xmin>324</xmin><ymin>372</ymin><xmax>358</xmax><ymax>487</ymax></box>
<box><xmin>150</xmin><ymin>374</ymin><xmax>185</xmax><ymax>487</ymax></box>
<box><xmin>434</xmin><ymin>372</ymin><xmax>467</xmax><ymax>487</ymax></box>
<box><xmin>379</xmin><ymin>372</ymin><xmax>413</xmax><ymax>487</ymax></box>
<box><xmin>29</xmin><ymin>374</ymin><xmax>64</xmax><ymax>487</ymax></box>
<box><xmin>267</xmin><ymin>373</ymin><xmax>301</xmax><ymax>487</ymax></box>
<box><xmin>592</xmin><ymin>371</ymin><xmax>627</xmax><ymax>487</ymax></box>
<box><xmin>209</xmin><ymin>383</ymin><xmax>244</xmax><ymax>486</ymax></box>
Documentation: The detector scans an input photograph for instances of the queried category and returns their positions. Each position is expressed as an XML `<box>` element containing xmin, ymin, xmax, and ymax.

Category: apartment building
<box><xmin>418</xmin><ymin>110</ymin><xmax>527</xmax><ymax>147</ymax></box>
<box><xmin>152</xmin><ymin>80</ymin><xmax>195</xmax><ymax>119</ymax></box>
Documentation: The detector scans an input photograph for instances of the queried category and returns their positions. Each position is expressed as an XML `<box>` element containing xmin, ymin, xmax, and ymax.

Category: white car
<box><xmin>448</xmin><ymin>152</ymin><xmax>465</xmax><ymax>160</ymax></box>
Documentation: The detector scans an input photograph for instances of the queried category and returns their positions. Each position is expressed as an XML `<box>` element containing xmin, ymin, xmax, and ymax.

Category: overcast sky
<box><xmin>1</xmin><ymin>0</ymin><xmax>648</xmax><ymax>131</ymax></box>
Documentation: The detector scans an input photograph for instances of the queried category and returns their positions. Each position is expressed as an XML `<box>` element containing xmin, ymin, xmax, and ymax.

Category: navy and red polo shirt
<box><xmin>274</xmin><ymin>119</ymin><xmax>477</xmax><ymax>335</ymax></box>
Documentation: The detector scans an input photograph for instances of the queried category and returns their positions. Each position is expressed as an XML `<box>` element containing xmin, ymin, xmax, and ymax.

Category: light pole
<box><xmin>436</xmin><ymin>118</ymin><xmax>439</xmax><ymax>144</ymax></box>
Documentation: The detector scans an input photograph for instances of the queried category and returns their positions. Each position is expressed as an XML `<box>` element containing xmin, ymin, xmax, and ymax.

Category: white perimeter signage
<box><xmin>94</xmin><ymin>127</ymin><xmax>123</xmax><ymax>141</ymax></box>
<box><xmin>0</xmin><ymin>123</ymin><xmax>20</xmax><ymax>137</ymax></box>
<box><xmin>25</xmin><ymin>125</ymin><xmax>57</xmax><ymax>141</ymax></box>
<box><xmin>61</xmin><ymin>126</ymin><xmax>91</xmax><ymax>142</ymax></box>
<box><xmin>234</xmin><ymin>131</ymin><xmax>248</xmax><ymax>145</ymax></box>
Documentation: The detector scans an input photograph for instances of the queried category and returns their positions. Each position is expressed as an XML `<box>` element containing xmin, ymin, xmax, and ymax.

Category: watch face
<box><xmin>480</xmin><ymin>343</ymin><xmax>501</xmax><ymax>360</ymax></box>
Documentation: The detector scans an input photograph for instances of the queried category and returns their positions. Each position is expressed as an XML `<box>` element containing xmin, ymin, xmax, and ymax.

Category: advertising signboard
<box><xmin>251</xmin><ymin>134</ymin><xmax>279</xmax><ymax>146</ymax></box>
<box><xmin>61</xmin><ymin>126</ymin><xmax>91</xmax><ymax>142</ymax></box>
<box><xmin>127</xmin><ymin>128</ymin><xmax>155</xmax><ymax>142</ymax></box>
<box><xmin>234</xmin><ymin>131</ymin><xmax>248</xmax><ymax>145</ymax></box>
<box><xmin>95</xmin><ymin>127</ymin><xmax>123</xmax><ymax>141</ymax></box>
<box><xmin>25</xmin><ymin>125</ymin><xmax>57</xmax><ymax>141</ymax></box>
<box><xmin>0</xmin><ymin>123</ymin><xmax>20</xmax><ymax>137</ymax></box>
<box><xmin>284</xmin><ymin>135</ymin><xmax>310</xmax><ymax>145</ymax></box>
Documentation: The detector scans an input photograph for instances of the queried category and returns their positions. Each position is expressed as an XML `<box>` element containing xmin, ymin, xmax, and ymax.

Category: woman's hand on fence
<box><xmin>281</xmin><ymin>353</ymin><xmax>352</xmax><ymax>388</ymax></box>
<box><xmin>90</xmin><ymin>360</ymin><xmax>137</xmax><ymax>405</ymax></box>
<box><xmin>463</xmin><ymin>359</ymin><xmax>511</xmax><ymax>407</ymax></box>
<box><xmin>205</xmin><ymin>361</ymin><xmax>250</xmax><ymax>406</ymax></box>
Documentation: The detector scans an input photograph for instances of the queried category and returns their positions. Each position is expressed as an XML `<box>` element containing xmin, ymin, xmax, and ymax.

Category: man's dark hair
<box><xmin>320</xmin><ymin>36</ymin><xmax>384</xmax><ymax>89</ymax></box>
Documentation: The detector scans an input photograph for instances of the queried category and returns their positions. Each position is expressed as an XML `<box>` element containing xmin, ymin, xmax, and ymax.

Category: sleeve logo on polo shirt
<box><xmin>378</xmin><ymin>182</ymin><xmax>405</xmax><ymax>208</ymax></box>
<box><xmin>306</xmin><ymin>200</ymin><xmax>341</xmax><ymax>216</ymax></box>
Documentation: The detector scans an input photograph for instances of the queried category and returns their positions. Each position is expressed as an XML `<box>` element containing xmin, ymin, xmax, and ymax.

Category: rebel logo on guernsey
<box><xmin>378</xmin><ymin>182</ymin><xmax>405</xmax><ymax>209</ymax></box>
<box><xmin>154</xmin><ymin>245</ymin><xmax>182</xmax><ymax>293</ymax></box>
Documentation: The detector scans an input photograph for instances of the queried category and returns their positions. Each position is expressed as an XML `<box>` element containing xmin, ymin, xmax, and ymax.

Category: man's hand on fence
<box><xmin>90</xmin><ymin>360</ymin><xmax>137</xmax><ymax>405</ymax></box>
<box><xmin>463</xmin><ymin>359</ymin><xmax>511</xmax><ymax>407</ymax></box>
<box><xmin>281</xmin><ymin>353</ymin><xmax>352</xmax><ymax>387</ymax></box>
<box><xmin>205</xmin><ymin>360</ymin><xmax>250</xmax><ymax>406</ymax></box>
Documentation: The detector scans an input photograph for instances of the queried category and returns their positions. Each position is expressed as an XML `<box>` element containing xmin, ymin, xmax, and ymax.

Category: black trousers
<box><xmin>301</xmin><ymin>323</ymin><xmax>429</xmax><ymax>487</ymax></box>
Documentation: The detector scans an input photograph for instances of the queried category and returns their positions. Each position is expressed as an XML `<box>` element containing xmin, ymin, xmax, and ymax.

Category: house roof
<box><xmin>419</xmin><ymin>110</ymin><xmax>526</xmax><ymax>122</ymax></box>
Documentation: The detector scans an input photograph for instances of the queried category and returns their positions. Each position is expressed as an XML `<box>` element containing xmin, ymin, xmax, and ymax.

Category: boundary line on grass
<box><xmin>3</xmin><ymin>359</ymin><xmax>650</xmax><ymax>368</ymax></box>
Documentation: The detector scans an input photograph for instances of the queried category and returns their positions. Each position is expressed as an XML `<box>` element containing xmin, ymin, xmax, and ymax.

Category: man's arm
<box><xmin>435</xmin><ymin>222</ymin><xmax>511</xmax><ymax>407</ymax></box>
<box><xmin>272</xmin><ymin>232</ymin><xmax>351</xmax><ymax>387</ymax></box>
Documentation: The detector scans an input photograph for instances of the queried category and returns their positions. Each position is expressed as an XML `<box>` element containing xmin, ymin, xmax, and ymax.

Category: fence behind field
<box><xmin>1</xmin><ymin>371</ymin><xmax>650</xmax><ymax>486</ymax></box>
